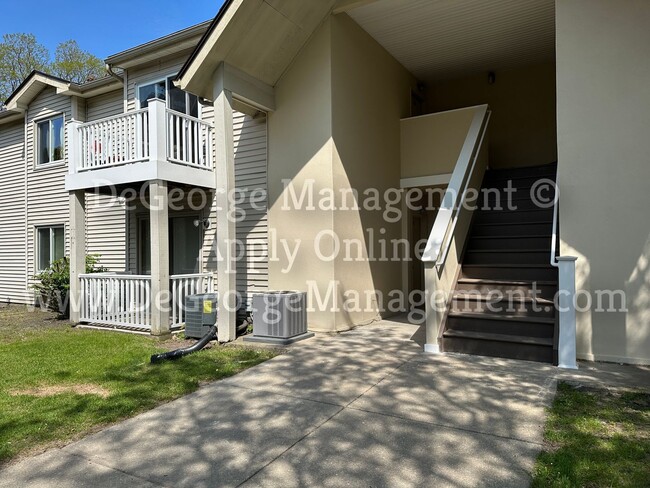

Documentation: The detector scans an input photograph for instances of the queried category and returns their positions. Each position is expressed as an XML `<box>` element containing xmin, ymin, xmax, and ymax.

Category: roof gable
<box><xmin>176</xmin><ymin>0</ymin><xmax>341</xmax><ymax>98</ymax></box>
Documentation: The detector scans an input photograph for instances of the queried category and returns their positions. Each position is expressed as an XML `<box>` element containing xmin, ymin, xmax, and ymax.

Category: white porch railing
<box><xmin>171</xmin><ymin>273</ymin><xmax>216</xmax><ymax>326</ymax></box>
<box><xmin>79</xmin><ymin>274</ymin><xmax>152</xmax><ymax>329</ymax></box>
<box><xmin>77</xmin><ymin>109</ymin><xmax>150</xmax><ymax>171</ymax></box>
<box><xmin>166</xmin><ymin>109</ymin><xmax>213</xmax><ymax>169</ymax></box>
<box><xmin>68</xmin><ymin>99</ymin><xmax>214</xmax><ymax>174</ymax></box>
<box><xmin>79</xmin><ymin>272</ymin><xmax>216</xmax><ymax>330</ymax></box>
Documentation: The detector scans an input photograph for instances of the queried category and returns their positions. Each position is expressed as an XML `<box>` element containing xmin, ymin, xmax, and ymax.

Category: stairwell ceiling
<box><xmin>347</xmin><ymin>0</ymin><xmax>556</xmax><ymax>82</ymax></box>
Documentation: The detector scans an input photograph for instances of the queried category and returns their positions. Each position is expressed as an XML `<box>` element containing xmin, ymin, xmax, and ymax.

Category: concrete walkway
<box><xmin>1</xmin><ymin>318</ymin><xmax>648</xmax><ymax>487</ymax></box>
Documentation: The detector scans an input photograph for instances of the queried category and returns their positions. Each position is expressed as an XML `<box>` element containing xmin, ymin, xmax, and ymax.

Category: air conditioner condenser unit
<box><xmin>244</xmin><ymin>291</ymin><xmax>314</xmax><ymax>345</ymax></box>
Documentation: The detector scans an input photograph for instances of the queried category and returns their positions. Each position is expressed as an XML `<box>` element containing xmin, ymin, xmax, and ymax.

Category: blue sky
<box><xmin>2</xmin><ymin>0</ymin><xmax>226</xmax><ymax>60</ymax></box>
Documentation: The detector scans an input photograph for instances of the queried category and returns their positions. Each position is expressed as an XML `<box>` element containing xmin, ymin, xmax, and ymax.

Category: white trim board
<box><xmin>400</xmin><ymin>173</ymin><xmax>452</xmax><ymax>189</ymax></box>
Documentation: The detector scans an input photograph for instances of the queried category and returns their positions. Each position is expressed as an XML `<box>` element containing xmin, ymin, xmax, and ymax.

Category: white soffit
<box><xmin>347</xmin><ymin>0</ymin><xmax>555</xmax><ymax>82</ymax></box>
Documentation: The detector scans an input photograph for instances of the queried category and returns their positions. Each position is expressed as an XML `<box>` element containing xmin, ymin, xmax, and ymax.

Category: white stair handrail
<box><xmin>421</xmin><ymin>105</ymin><xmax>491</xmax><ymax>267</ymax></box>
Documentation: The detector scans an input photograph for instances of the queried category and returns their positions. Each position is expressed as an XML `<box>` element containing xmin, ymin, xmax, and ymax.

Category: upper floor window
<box><xmin>37</xmin><ymin>226</ymin><xmax>65</xmax><ymax>271</ymax></box>
<box><xmin>138</xmin><ymin>80</ymin><xmax>166</xmax><ymax>109</ymax></box>
<box><xmin>138</xmin><ymin>77</ymin><xmax>199</xmax><ymax>117</ymax></box>
<box><xmin>37</xmin><ymin>115</ymin><xmax>65</xmax><ymax>165</ymax></box>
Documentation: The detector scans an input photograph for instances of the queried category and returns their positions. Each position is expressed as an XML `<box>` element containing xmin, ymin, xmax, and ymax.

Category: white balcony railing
<box><xmin>77</xmin><ymin>110</ymin><xmax>149</xmax><ymax>170</ymax></box>
<box><xmin>167</xmin><ymin>109</ymin><xmax>213</xmax><ymax>169</ymax></box>
<box><xmin>68</xmin><ymin>99</ymin><xmax>213</xmax><ymax>175</ymax></box>
<box><xmin>79</xmin><ymin>272</ymin><xmax>216</xmax><ymax>330</ymax></box>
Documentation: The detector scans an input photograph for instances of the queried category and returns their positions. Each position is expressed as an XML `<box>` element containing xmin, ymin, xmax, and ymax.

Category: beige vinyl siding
<box><xmin>26</xmin><ymin>87</ymin><xmax>71</xmax><ymax>290</ymax></box>
<box><xmin>84</xmin><ymin>89</ymin><xmax>128</xmax><ymax>272</ymax></box>
<box><xmin>86</xmin><ymin>89</ymin><xmax>124</xmax><ymax>121</ymax></box>
<box><xmin>234</xmin><ymin>111</ymin><xmax>268</xmax><ymax>308</ymax></box>
<box><xmin>0</xmin><ymin>121</ymin><xmax>28</xmax><ymax>303</ymax></box>
<box><xmin>86</xmin><ymin>194</ymin><xmax>127</xmax><ymax>272</ymax></box>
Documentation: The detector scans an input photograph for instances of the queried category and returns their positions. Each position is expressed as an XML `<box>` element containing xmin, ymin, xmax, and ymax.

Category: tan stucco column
<box><xmin>69</xmin><ymin>190</ymin><xmax>86</xmax><ymax>323</ymax></box>
<box><xmin>214</xmin><ymin>68</ymin><xmax>237</xmax><ymax>342</ymax></box>
<box><xmin>149</xmin><ymin>179</ymin><xmax>170</xmax><ymax>336</ymax></box>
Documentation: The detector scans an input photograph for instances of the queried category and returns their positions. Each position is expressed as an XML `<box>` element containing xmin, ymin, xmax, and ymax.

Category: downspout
<box><xmin>23</xmin><ymin>109</ymin><xmax>29</xmax><ymax>295</ymax></box>
<box><xmin>106</xmin><ymin>63</ymin><xmax>124</xmax><ymax>82</ymax></box>
<box><xmin>105</xmin><ymin>62</ymin><xmax>127</xmax><ymax>114</ymax></box>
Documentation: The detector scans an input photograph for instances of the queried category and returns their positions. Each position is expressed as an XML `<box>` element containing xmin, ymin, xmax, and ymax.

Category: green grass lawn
<box><xmin>533</xmin><ymin>381</ymin><xmax>650</xmax><ymax>488</ymax></box>
<box><xmin>0</xmin><ymin>306</ymin><xmax>278</xmax><ymax>465</ymax></box>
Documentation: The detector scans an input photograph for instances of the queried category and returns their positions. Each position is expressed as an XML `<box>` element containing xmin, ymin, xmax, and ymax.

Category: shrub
<box><xmin>33</xmin><ymin>255</ymin><xmax>107</xmax><ymax>318</ymax></box>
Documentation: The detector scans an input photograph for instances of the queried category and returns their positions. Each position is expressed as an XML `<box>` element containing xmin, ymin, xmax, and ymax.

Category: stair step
<box><xmin>442</xmin><ymin>341</ymin><xmax>554</xmax><ymax>363</ymax></box>
<box><xmin>464</xmin><ymin>249</ymin><xmax>550</xmax><ymax>265</ymax></box>
<box><xmin>467</xmin><ymin>235</ymin><xmax>552</xmax><ymax>251</ymax></box>
<box><xmin>451</xmin><ymin>294</ymin><xmax>556</xmax><ymax>319</ymax></box>
<box><xmin>480</xmin><ymin>194</ymin><xmax>553</xmax><ymax>210</ymax></box>
<box><xmin>482</xmin><ymin>176</ymin><xmax>556</xmax><ymax>192</ymax></box>
<box><xmin>442</xmin><ymin>330</ymin><xmax>554</xmax><ymax>363</ymax></box>
<box><xmin>443</xmin><ymin>329</ymin><xmax>553</xmax><ymax>346</ymax></box>
<box><xmin>462</xmin><ymin>264</ymin><xmax>558</xmax><ymax>282</ymax></box>
<box><xmin>472</xmin><ymin>221</ymin><xmax>553</xmax><ymax>236</ymax></box>
<box><xmin>456</xmin><ymin>278</ymin><xmax>558</xmax><ymax>301</ymax></box>
<box><xmin>445</xmin><ymin>313</ymin><xmax>555</xmax><ymax>339</ymax></box>
<box><xmin>447</xmin><ymin>310</ymin><xmax>555</xmax><ymax>324</ymax></box>
<box><xmin>485</xmin><ymin>163</ymin><xmax>557</xmax><ymax>179</ymax></box>
<box><xmin>476</xmin><ymin>199</ymin><xmax>547</xmax><ymax>212</ymax></box>
<box><xmin>484</xmin><ymin>171</ymin><xmax>557</xmax><ymax>183</ymax></box>
<box><xmin>452</xmin><ymin>292</ymin><xmax>555</xmax><ymax>303</ymax></box>
<box><xmin>475</xmin><ymin>208</ymin><xmax>554</xmax><ymax>224</ymax></box>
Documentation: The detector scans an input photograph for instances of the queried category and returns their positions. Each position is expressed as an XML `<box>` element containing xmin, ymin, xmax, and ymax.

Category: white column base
<box><xmin>558</xmin><ymin>362</ymin><xmax>579</xmax><ymax>370</ymax></box>
<box><xmin>556</xmin><ymin>256</ymin><xmax>578</xmax><ymax>371</ymax></box>
<box><xmin>424</xmin><ymin>343</ymin><xmax>442</xmax><ymax>354</ymax></box>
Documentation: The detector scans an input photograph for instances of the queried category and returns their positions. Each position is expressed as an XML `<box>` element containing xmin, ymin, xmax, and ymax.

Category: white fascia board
<box><xmin>221</xmin><ymin>63</ymin><xmax>275</xmax><ymax>112</ymax></box>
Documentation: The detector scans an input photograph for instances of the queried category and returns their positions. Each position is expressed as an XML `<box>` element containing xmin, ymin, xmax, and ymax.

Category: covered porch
<box><xmin>68</xmin><ymin>180</ymin><xmax>219</xmax><ymax>336</ymax></box>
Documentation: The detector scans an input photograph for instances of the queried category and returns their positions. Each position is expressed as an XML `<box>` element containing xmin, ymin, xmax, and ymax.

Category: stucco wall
<box><xmin>330</xmin><ymin>13</ymin><xmax>417</xmax><ymax>327</ymax></box>
<box><xmin>267</xmin><ymin>18</ymin><xmax>337</xmax><ymax>331</ymax></box>
<box><xmin>556</xmin><ymin>0</ymin><xmax>650</xmax><ymax>364</ymax></box>
<box><xmin>427</xmin><ymin>62</ymin><xmax>557</xmax><ymax>169</ymax></box>
<box><xmin>267</xmin><ymin>14</ymin><xmax>416</xmax><ymax>331</ymax></box>
<box><xmin>401</xmin><ymin>108</ymin><xmax>477</xmax><ymax>179</ymax></box>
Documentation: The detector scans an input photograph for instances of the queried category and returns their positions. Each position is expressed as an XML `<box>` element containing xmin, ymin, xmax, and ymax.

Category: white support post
<box><xmin>214</xmin><ymin>67</ymin><xmax>237</xmax><ymax>342</ymax></box>
<box><xmin>424</xmin><ymin>263</ymin><xmax>442</xmax><ymax>354</ymax></box>
<box><xmin>150</xmin><ymin>180</ymin><xmax>170</xmax><ymax>336</ymax></box>
<box><xmin>67</xmin><ymin>121</ymin><xmax>82</xmax><ymax>174</ymax></box>
<box><xmin>148</xmin><ymin>98</ymin><xmax>167</xmax><ymax>164</ymax></box>
<box><xmin>557</xmin><ymin>256</ymin><xmax>578</xmax><ymax>369</ymax></box>
<box><xmin>69</xmin><ymin>190</ymin><xmax>86</xmax><ymax>323</ymax></box>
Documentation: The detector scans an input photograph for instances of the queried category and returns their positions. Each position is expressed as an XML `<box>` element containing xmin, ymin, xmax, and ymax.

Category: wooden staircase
<box><xmin>442</xmin><ymin>162</ymin><xmax>559</xmax><ymax>364</ymax></box>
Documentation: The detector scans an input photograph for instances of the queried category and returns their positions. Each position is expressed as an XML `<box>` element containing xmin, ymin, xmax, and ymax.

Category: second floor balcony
<box><xmin>65</xmin><ymin>98</ymin><xmax>215</xmax><ymax>191</ymax></box>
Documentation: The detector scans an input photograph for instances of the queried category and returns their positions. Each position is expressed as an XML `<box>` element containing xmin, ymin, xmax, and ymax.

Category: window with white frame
<box><xmin>36</xmin><ymin>115</ymin><xmax>65</xmax><ymax>165</ymax></box>
<box><xmin>37</xmin><ymin>226</ymin><xmax>65</xmax><ymax>271</ymax></box>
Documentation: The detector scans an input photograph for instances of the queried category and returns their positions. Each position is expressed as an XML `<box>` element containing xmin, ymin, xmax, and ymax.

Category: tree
<box><xmin>0</xmin><ymin>35</ymin><xmax>106</xmax><ymax>104</ymax></box>
<box><xmin>51</xmin><ymin>40</ymin><xmax>105</xmax><ymax>84</ymax></box>
<box><xmin>0</xmin><ymin>33</ymin><xmax>49</xmax><ymax>102</ymax></box>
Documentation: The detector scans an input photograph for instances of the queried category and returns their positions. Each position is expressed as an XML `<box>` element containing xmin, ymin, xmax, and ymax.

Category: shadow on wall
<box><xmin>563</xmin><ymin>227</ymin><xmax>650</xmax><ymax>364</ymax></box>
<box><xmin>265</xmin><ymin>15</ymin><xmax>418</xmax><ymax>330</ymax></box>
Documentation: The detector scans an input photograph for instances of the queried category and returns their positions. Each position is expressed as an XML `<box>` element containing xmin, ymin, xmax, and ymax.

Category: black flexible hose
<box><xmin>150</xmin><ymin>325</ymin><xmax>217</xmax><ymax>364</ymax></box>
